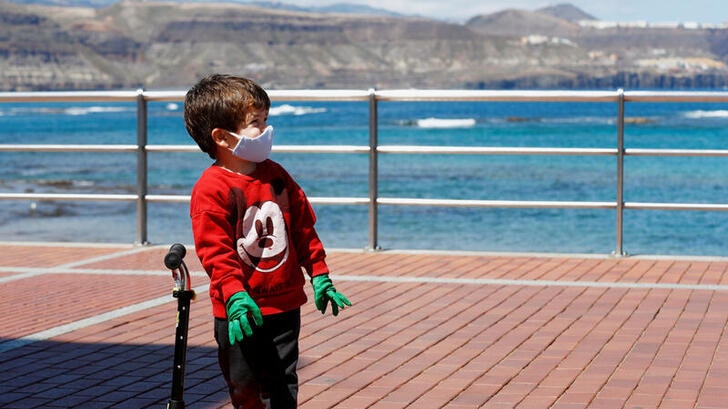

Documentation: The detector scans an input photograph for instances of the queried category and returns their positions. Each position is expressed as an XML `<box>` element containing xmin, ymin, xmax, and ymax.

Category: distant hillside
<box><xmin>1</xmin><ymin>0</ymin><xmax>727</xmax><ymax>91</ymax></box>
<box><xmin>7</xmin><ymin>0</ymin><xmax>406</xmax><ymax>16</ymax></box>
<box><xmin>466</xmin><ymin>8</ymin><xmax>580</xmax><ymax>37</ymax></box>
<box><xmin>537</xmin><ymin>3</ymin><xmax>596</xmax><ymax>22</ymax></box>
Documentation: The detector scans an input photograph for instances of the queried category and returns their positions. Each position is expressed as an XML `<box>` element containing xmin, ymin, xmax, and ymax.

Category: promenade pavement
<box><xmin>1</xmin><ymin>242</ymin><xmax>728</xmax><ymax>408</ymax></box>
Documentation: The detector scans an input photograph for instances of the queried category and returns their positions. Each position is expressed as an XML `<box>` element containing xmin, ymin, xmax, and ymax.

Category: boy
<box><xmin>183</xmin><ymin>74</ymin><xmax>351</xmax><ymax>409</ymax></box>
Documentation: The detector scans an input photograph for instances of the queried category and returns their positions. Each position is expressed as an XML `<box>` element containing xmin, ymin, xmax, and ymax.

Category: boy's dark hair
<box><xmin>184</xmin><ymin>74</ymin><xmax>271</xmax><ymax>159</ymax></box>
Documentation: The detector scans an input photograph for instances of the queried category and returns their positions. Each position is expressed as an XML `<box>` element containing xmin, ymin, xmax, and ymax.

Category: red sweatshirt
<box><xmin>190</xmin><ymin>160</ymin><xmax>329</xmax><ymax>318</ymax></box>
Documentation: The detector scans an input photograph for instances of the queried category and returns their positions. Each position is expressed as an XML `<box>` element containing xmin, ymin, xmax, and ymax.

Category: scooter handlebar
<box><xmin>164</xmin><ymin>243</ymin><xmax>187</xmax><ymax>270</ymax></box>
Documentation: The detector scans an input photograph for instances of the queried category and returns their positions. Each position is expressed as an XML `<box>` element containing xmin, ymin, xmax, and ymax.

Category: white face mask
<box><xmin>229</xmin><ymin>125</ymin><xmax>274</xmax><ymax>163</ymax></box>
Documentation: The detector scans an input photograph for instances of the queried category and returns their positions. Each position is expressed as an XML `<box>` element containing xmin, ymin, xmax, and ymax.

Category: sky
<box><xmin>281</xmin><ymin>0</ymin><xmax>728</xmax><ymax>25</ymax></box>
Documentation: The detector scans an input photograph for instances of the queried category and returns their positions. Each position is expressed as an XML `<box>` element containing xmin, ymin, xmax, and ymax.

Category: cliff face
<box><xmin>1</xmin><ymin>0</ymin><xmax>727</xmax><ymax>91</ymax></box>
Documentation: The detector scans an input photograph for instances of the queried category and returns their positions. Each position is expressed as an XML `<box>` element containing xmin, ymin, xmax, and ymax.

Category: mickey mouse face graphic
<box><xmin>237</xmin><ymin>201</ymin><xmax>289</xmax><ymax>272</ymax></box>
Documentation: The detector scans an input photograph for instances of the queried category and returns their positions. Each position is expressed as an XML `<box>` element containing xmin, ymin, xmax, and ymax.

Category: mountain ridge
<box><xmin>1</xmin><ymin>0</ymin><xmax>727</xmax><ymax>91</ymax></box>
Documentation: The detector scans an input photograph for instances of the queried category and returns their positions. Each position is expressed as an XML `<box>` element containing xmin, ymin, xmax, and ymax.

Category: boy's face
<box><xmin>235</xmin><ymin>107</ymin><xmax>269</xmax><ymax>138</ymax></box>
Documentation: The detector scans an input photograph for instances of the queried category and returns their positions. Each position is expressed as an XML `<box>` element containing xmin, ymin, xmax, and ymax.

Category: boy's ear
<box><xmin>211</xmin><ymin>128</ymin><xmax>234</xmax><ymax>148</ymax></box>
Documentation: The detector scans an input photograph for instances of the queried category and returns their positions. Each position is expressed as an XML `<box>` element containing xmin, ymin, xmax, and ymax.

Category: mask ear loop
<box><xmin>227</xmin><ymin>132</ymin><xmax>243</xmax><ymax>152</ymax></box>
<box><xmin>211</xmin><ymin>128</ymin><xmax>237</xmax><ymax>149</ymax></box>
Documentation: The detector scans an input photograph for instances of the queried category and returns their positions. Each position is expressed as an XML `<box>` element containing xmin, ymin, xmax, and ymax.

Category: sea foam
<box><xmin>270</xmin><ymin>104</ymin><xmax>327</xmax><ymax>116</ymax></box>
<box><xmin>416</xmin><ymin>117</ymin><xmax>476</xmax><ymax>128</ymax></box>
<box><xmin>684</xmin><ymin>110</ymin><xmax>728</xmax><ymax>119</ymax></box>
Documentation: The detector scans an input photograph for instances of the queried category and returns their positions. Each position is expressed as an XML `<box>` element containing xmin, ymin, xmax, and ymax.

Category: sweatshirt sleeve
<box><xmin>286</xmin><ymin>174</ymin><xmax>329</xmax><ymax>278</ymax></box>
<box><xmin>190</xmin><ymin>174</ymin><xmax>246</xmax><ymax>306</ymax></box>
<box><xmin>192</xmin><ymin>210</ymin><xmax>246</xmax><ymax>302</ymax></box>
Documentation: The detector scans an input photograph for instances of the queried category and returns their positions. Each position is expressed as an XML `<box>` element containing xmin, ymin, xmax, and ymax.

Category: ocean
<box><xmin>1</xmin><ymin>96</ymin><xmax>728</xmax><ymax>257</ymax></box>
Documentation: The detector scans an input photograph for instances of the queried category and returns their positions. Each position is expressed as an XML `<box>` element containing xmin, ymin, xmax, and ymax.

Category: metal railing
<box><xmin>2</xmin><ymin>89</ymin><xmax>728</xmax><ymax>255</ymax></box>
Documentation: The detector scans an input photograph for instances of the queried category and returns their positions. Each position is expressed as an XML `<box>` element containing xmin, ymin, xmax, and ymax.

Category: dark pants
<box><xmin>214</xmin><ymin>308</ymin><xmax>301</xmax><ymax>409</ymax></box>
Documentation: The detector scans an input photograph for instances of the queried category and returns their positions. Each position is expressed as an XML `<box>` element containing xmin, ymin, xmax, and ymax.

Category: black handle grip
<box><xmin>164</xmin><ymin>243</ymin><xmax>187</xmax><ymax>270</ymax></box>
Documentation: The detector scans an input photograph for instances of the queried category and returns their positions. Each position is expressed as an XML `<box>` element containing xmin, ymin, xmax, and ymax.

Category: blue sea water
<box><xmin>1</xmin><ymin>97</ymin><xmax>728</xmax><ymax>256</ymax></box>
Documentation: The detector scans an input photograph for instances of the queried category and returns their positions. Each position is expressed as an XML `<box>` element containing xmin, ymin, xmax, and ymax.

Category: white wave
<box><xmin>3</xmin><ymin>106</ymin><xmax>134</xmax><ymax>116</ymax></box>
<box><xmin>416</xmin><ymin>117</ymin><xmax>476</xmax><ymax>128</ymax></box>
<box><xmin>63</xmin><ymin>106</ymin><xmax>133</xmax><ymax>116</ymax></box>
<box><xmin>269</xmin><ymin>104</ymin><xmax>327</xmax><ymax>116</ymax></box>
<box><xmin>684</xmin><ymin>110</ymin><xmax>728</xmax><ymax>119</ymax></box>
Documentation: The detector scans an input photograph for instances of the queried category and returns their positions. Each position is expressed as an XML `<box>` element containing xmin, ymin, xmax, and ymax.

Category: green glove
<box><xmin>311</xmin><ymin>274</ymin><xmax>352</xmax><ymax>316</ymax></box>
<box><xmin>226</xmin><ymin>291</ymin><xmax>263</xmax><ymax>345</ymax></box>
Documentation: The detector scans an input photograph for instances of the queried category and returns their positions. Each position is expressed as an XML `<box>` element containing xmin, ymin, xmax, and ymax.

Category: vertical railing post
<box><xmin>614</xmin><ymin>88</ymin><xmax>626</xmax><ymax>256</ymax></box>
<box><xmin>367</xmin><ymin>88</ymin><xmax>380</xmax><ymax>251</ymax></box>
<box><xmin>136</xmin><ymin>88</ymin><xmax>149</xmax><ymax>245</ymax></box>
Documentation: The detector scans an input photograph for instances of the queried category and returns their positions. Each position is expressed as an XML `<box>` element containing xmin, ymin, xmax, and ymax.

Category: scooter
<box><xmin>165</xmin><ymin>243</ymin><xmax>196</xmax><ymax>409</ymax></box>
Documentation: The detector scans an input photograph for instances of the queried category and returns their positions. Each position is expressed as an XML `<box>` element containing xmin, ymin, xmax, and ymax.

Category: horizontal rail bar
<box><xmin>3</xmin><ymin>89</ymin><xmax>728</xmax><ymax>104</ymax></box>
<box><xmin>145</xmin><ymin>145</ymin><xmax>198</xmax><ymax>153</ymax></box>
<box><xmin>0</xmin><ymin>144</ymin><xmax>372</xmax><ymax>154</ymax></box>
<box><xmin>378</xmin><ymin>146</ymin><xmax>617</xmax><ymax>155</ymax></box>
<box><xmin>149</xmin><ymin>145</ymin><xmax>372</xmax><ymax>154</ymax></box>
<box><xmin>309</xmin><ymin>197</ymin><xmax>371</xmax><ymax>205</ymax></box>
<box><xmin>145</xmin><ymin>194</ymin><xmax>191</xmax><ymax>203</ymax></box>
<box><xmin>625</xmin><ymin>202</ymin><xmax>728</xmax><ymax>211</ymax></box>
<box><xmin>0</xmin><ymin>144</ymin><xmax>621</xmax><ymax>156</ymax></box>
<box><xmin>376</xmin><ymin>89</ymin><xmax>619</xmax><ymax>102</ymax></box>
<box><xmin>141</xmin><ymin>90</ymin><xmax>186</xmax><ymax>102</ymax></box>
<box><xmin>377</xmin><ymin>198</ymin><xmax>617</xmax><ymax>209</ymax></box>
<box><xmin>0</xmin><ymin>193</ymin><xmax>137</xmax><ymax>201</ymax></box>
<box><xmin>0</xmin><ymin>90</ymin><xmax>140</xmax><ymax>102</ymax></box>
<box><xmin>9</xmin><ymin>144</ymin><xmax>720</xmax><ymax>158</ymax></box>
<box><xmin>623</xmin><ymin>90</ymin><xmax>728</xmax><ymax>102</ymax></box>
<box><xmin>0</xmin><ymin>144</ymin><xmax>138</xmax><ymax>152</ymax></box>
<box><xmin>11</xmin><ymin>145</ymin><xmax>724</xmax><ymax>158</ymax></box>
<box><xmin>146</xmin><ymin>195</ymin><xmax>372</xmax><ymax>206</ymax></box>
<box><xmin>274</xmin><ymin>145</ymin><xmax>370</xmax><ymax>154</ymax></box>
<box><xmin>625</xmin><ymin>148</ymin><xmax>728</xmax><ymax>157</ymax></box>
<box><xmin>5</xmin><ymin>144</ymin><xmax>728</xmax><ymax>157</ymax></box>
<box><xmin>267</xmin><ymin>89</ymin><xmax>372</xmax><ymax>101</ymax></box>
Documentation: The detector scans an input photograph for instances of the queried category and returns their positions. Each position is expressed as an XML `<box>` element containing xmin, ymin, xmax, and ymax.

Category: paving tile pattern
<box><xmin>1</xmin><ymin>243</ymin><xmax>728</xmax><ymax>408</ymax></box>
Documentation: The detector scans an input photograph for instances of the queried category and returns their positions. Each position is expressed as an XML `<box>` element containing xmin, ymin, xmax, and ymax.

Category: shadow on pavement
<box><xmin>0</xmin><ymin>338</ymin><xmax>229</xmax><ymax>409</ymax></box>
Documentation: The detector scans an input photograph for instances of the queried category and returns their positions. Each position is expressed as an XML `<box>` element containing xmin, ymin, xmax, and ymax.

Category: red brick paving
<box><xmin>1</xmin><ymin>243</ymin><xmax>728</xmax><ymax>408</ymax></box>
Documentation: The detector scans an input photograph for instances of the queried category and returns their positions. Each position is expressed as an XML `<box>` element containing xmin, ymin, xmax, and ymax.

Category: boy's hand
<box><xmin>311</xmin><ymin>274</ymin><xmax>352</xmax><ymax>316</ymax></box>
<box><xmin>226</xmin><ymin>291</ymin><xmax>263</xmax><ymax>345</ymax></box>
